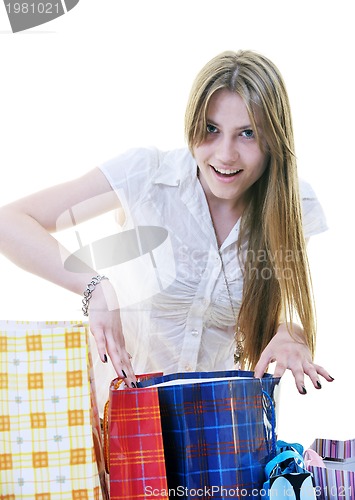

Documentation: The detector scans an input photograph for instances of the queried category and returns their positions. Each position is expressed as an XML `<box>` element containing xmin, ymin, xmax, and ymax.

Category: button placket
<box><xmin>177</xmin><ymin>246</ymin><xmax>222</xmax><ymax>372</ymax></box>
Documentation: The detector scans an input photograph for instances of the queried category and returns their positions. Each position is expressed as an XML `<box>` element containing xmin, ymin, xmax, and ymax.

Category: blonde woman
<box><xmin>0</xmin><ymin>50</ymin><xmax>333</xmax><ymax>395</ymax></box>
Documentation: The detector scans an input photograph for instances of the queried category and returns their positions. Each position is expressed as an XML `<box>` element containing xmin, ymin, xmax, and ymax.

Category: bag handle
<box><xmin>103</xmin><ymin>399</ymin><xmax>110</xmax><ymax>474</ymax></box>
<box><xmin>277</xmin><ymin>439</ymin><xmax>304</xmax><ymax>456</ymax></box>
<box><xmin>265</xmin><ymin>449</ymin><xmax>305</xmax><ymax>477</ymax></box>
<box><xmin>103</xmin><ymin>378</ymin><xmax>124</xmax><ymax>474</ymax></box>
<box><xmin>262</xmin><ymin>389</ymin><xmax>277</xmax><ymax>458</ymax></box>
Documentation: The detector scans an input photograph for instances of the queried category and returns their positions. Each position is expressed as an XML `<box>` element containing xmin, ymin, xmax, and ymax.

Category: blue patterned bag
<box><xmin>139</xmin><ymin>370</ymin><xmax>280</xmax><ymax>499</ymax></box>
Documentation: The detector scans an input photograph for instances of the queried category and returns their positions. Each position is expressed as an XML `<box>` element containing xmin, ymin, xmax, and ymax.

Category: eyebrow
<box><xmin>206</xmin><ymin>119</ymin><xmax>254</xmax><ymax>130</ymax></box>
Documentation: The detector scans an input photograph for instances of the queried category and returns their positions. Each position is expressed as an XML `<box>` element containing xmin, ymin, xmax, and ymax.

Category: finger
<box><xmin>304</xmin><ymin>363</ymin><xmax>335</xmax><ymax>389</ymax></box>
<box><xmin>105</xmin><ymin>335</ymin><xmax>136</xmax><ymax>385</ymax></box>
<box><xmin>304</xmin><ymin>363</ymin><xmax>323</xmax><ymax>389</ymax></box>
<box><xmin>120</xmin><ymin>352</ymin><xmax>137</xmax><ymax>384</ymax></box>
<box><xmin>272</xmin><ymin>361</ymin><xmax>288</xmax><ymax>379</ymax></box>
<box><xmin>90</xmin><ymin>327</ymin><xmax>108</xmax><ymax>364</ymax></box>
<box><xmin>288</xmin><ymin>365</ymin><xmax>307</xmax><ymax>394</ymax></box>
<box><xmin>313</xmin><ymin>363</ymin><xmax>335</xmax><ymax>382</ymax></box>
<box><xmin>254</xmin><ymin>352</ymin><xmax>272</xmax><ymax>378</ymax></box>
<box><xmin>108</xmin><ymin>350</ymin><xmax>136</xmax><ymax>386</ymax></box>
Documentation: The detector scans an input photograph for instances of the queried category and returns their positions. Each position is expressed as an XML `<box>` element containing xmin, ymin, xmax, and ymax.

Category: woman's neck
<box><xmin>198</xmin><ymin>177</ymin><xmax>245</xmax><ymax>247</ymax></box>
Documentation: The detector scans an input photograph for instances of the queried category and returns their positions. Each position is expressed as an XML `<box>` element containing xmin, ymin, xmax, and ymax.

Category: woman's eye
<box><xmin>241</xmin><ymin>129</ymin><xmax>254</xmax><ymax>139</ymax></box>
<box><xmin>206</xmin><ymin>123</ymin><xmax>218</xmax><ymax>134</ymax></box>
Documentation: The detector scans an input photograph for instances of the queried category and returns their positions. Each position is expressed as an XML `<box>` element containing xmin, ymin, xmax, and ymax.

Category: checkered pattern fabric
<box><xmin>139</xmin><ymin>370</ymin><xmax>280</xmax><ymax>498</ymax></box>
<box><xmin>0</xmin><ymin>320</ymin><xmax>109</xmax><ymax>500</ymax></box>
<box><xmin>108</xmin><ymin>383</ymin><xmax>168</xmax><ymax>499</ymax></box>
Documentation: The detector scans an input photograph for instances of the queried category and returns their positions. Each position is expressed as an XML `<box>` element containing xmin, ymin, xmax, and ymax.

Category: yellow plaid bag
<box><xmin>0</xmin><ymin>320</ymin><xmax>109</xmax><ymax>500</ymax></box>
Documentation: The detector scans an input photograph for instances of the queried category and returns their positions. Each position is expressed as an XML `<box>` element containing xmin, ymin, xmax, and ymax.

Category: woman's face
<box><xmin>193</xmin><ymin>88</ymin><xmax>268</xmax><ymax>211</ymax></box>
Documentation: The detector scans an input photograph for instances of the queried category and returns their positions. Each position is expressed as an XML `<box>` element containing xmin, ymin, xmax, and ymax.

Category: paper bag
<box><xmin>0</xmin><ymin>320</ymin><xmax>109</xmax><ymax>499</ymax></box>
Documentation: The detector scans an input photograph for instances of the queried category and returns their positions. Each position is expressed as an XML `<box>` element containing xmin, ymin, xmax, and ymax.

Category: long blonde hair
<box><xmin>185</xmin><ymin>50</ymin><xmax>316</xmax><ymax>368</ymax></box>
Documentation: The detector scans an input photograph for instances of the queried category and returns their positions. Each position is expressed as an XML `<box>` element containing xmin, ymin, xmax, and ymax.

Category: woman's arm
<box><xmin>253</xmin><ymin>322</ymin><xmax>334</xmax><ymax>394</ymax></box>
<box><xmin>0</xmin><ymin>168</ymin><xmax>117</xmax><ymax>288</ymax></box>
<box><xmin>0</xmin><ymin>167</ymin><xmax>136</xmax><ymax>385</ymax></box>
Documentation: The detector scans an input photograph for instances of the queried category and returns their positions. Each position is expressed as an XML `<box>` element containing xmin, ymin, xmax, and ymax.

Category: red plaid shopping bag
<box><xmin>104</xmin><ymin>377</ymin><xmax>168</xmax><ymax>500</ymax></box>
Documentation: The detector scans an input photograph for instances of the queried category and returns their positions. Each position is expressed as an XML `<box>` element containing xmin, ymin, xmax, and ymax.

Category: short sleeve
<box><xmin>98</xmin><ymin>147</ymin><xmax>160</xmax><ymax>205</ymax></box>
<box><xmin>299</xmin><ymin>178</ymin><xmax>328</xmax><ymax>238</ymax></box>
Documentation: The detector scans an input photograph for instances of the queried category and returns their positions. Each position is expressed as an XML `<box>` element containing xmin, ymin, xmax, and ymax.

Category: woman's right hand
<box><xmin>87</xmin><ymin>278</ymin><xmax>137</xmax><ymax>388</ymax></box>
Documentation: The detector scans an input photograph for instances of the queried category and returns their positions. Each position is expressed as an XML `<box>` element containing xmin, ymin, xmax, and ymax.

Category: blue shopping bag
<box><xmin>139</xmin><ymin>370</ymin><xmax>280</xmax><ymax>499</ymax></box>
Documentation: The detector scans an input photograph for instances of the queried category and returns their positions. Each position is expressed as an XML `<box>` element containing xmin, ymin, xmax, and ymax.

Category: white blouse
<box><xmin>98</xmin><ymin>147</ymin><xmax>327</xmax><ymax>376</ymax></box>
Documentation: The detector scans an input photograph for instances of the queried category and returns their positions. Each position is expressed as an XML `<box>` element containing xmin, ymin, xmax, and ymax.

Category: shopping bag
<box><xmin>263</xmin><ymin>440</ymin><xmax>316</xmax><ymax>499</ymax></box>
<box><xmin>306</xmin><ymin>438</ymin><xmax>355</xmax><ymax>499</ymax></box>
<box><xmin>104</xmin><ymin>374</ymin><xmax>168</xmax><ymax>500</ymax></box>
<box><xmin>137</xmin><ymin>370</ymin><xmax>280</xmax><ymax>498</ymax></box>
<box><xmin>0</xmin><ymin>319</ymin><xmax>109</xmax><ymax>500</ymax></box>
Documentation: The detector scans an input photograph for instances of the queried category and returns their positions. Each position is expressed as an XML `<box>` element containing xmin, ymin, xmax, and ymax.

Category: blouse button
<box><xmin>191</xmin><ymin>329</ymin><xmax>199</xmax><ymax>336</ymax></box>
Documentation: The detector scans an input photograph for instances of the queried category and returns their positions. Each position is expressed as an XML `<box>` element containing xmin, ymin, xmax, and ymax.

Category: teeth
<box><xmin>213</xmin><ymin>166</ymin><xmax>241</xmax><ymax>175</ymax></box>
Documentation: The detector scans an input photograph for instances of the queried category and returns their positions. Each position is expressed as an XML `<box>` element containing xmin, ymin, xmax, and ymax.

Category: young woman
<box><xmin>0</xmin><ymin>50</ymin><xmax>333</xmax><ymax>395</ymax></box>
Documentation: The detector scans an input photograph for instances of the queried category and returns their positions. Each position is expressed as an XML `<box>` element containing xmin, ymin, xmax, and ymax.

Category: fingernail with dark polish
<box><xmin>103</xmin><ymin>354</ymin><xmax>108</xmax><ymax>363</ymax></box>
<box><xmin>316</xmin><ymin>381</ymin><xmax>322</xmax><ymax>389</ymax></box>
<box><xmin>329</xmin><ymin>375</ymin><xmax>335</xmax><ymax>381</ymax></box>
<box><xmin>301</xmin><ymin>386</ymin><xmax>307</xmax><ymax>395</ymax></box>
<box><xmin>131</xmin><ymin>382</ymin><xmax>137</xmax><ymax>388</ymax></box>
<box><xmin>122</xmin><ymin>369</ymin><xmax>127</xmax><ymax>378</ymax></box>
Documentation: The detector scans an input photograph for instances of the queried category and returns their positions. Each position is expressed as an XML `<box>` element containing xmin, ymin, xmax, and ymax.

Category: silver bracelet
<box><xmin>82</xmin><ymin>275</ymin><xmax>109</xmax><ymax>316</ymax></box>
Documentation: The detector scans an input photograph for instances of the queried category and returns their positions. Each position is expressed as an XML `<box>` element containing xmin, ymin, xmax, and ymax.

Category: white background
<box><xmin>0</xmin><ymin>0</ymin><xmax>354</xmax><ymax>447</ymax></box>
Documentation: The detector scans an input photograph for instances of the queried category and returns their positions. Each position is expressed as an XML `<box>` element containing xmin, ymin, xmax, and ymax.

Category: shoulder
<box><xmin>152</xmin><ymin>148</ymin><xmax>195</xmax><ymax>185</ymax></box>
<box><xmin>299</xmin><ymin>178</ymin><xmax>319</xmax><ymax>200</ymax></box>
<box><xmin>99</xmin><ymin>146</ymin><xmax>194</xmax><ymax>188</ymax></box>
<box><xmin>298</xmin><ymin>178</ymin><xmax>328</xmax><ymax>238</ymax></box>
<box><xmin>99</xmin><ymin>147</ymin><xmax>160</xmax><ymax>184</ymax></box>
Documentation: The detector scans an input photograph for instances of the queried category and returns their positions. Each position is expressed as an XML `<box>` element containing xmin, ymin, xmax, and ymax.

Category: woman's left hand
<box><xmin>253</xmin><ymin>322</ymin><xmax>334</xmax><ymax>394</ymax></box>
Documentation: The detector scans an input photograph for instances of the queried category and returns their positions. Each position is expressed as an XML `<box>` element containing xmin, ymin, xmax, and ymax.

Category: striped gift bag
<box><xmin>0</xmin><ymin>320</ymin><xmax>109</xmax><ymax>500</ymax></box>
<box><xmin>307</xmin><ymin>438</ymin><xmax>355</xmax><ymax>499</ymax></box>
<box><xmin>311</xmin><ymin>438</ymin><xmax>355</xmax><ymax>462</ymax></box>
<box><xmin>123</xmin><ymin>370</ymin><xmax>280</xmax><ymax>499</ymax></box>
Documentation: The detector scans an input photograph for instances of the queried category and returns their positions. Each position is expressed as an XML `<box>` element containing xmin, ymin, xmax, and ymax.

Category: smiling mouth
<box><xmin>211</xmin><ymin>165</ymin><xmax>243</xmax><ymax>177</ymax></box>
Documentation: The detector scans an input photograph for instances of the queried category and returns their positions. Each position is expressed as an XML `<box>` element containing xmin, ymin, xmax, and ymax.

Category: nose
<box><xmin>215</xmin><ymin>135</ymin><xmax>239</xmax><ymax>165</ymax></box>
